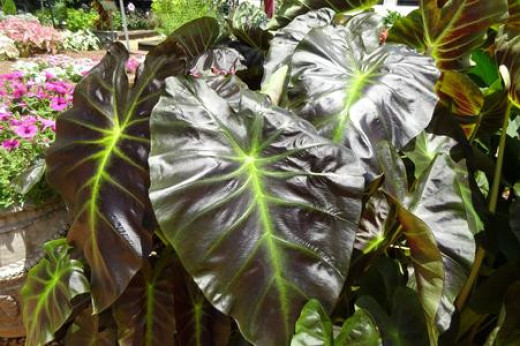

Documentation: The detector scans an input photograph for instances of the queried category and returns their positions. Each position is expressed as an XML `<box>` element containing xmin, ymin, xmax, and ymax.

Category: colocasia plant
<box><xmin>21</xmin><ymin>0</ymin><xmax>520</xmax><ymax>345</ymax></box>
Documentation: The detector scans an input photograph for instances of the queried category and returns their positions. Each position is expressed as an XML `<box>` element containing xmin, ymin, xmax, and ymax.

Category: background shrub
<box><xmin>151</xmin><ymin>0</ymin><xmax>216</xmax><ymax>34</ymax></box>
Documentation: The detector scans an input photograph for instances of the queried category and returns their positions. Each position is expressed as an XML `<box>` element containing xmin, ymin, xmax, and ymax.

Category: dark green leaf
<box><xmin>291</xmin><ymin>299</ymin><xmax>333</xmax><ymax>346</ymax></box>
<box><xmin>510</xmin><ymin>199</ymin><xmax>520</xmax><ymax>243</ymax></box>
<box><xmin>268</xmin><ymin>0</ymin><xmax>379</xmax><ymax>30</ymax></box>
<box><xmin>389</xmin><ymin>0</ymin><xmax>508</xmax><ymax>69</ymax></box>
<box><xmin>227</xmin><ymin>2</ymin><xmax>271</xmax><ymax>51</ymax></box>
<box><xmin>495</xmin><ymin>281</ymin><xmax>520</xmax><ymax>344</ymax></box>
<box><xmin>45</xmin><ymin>18</ymin><xmax>219</xmax><ymax>312</ymax></box>
<box><xmin>149</xmin><ymin>77</ymin><xmax>365</xmax><ymax>345</ymax></box>
<box><xmin>113</xmin><ymin>251</ymin><xmax>176</xmax><ymax>346</ymax></box>
<box><xmin>335</xmin><ymin>308</ymin><xmax>381</xmax><ymax>345</ymax></box>
<box><xmin>21</xmin><ymin>238</ymin><xmax>89</xmax><ymax>345</ymax></box>
<box><xmin>357</xmin><ymin>288</ymin><xmax>430</xmax><ymax>346</ymax></box>
<box><xmin>469</xmin><ymin>50</ymin><xmax>500</xmax><ymax>88</ymax></box>
<box><xmin>287</xmin><ymin>24</ymin><xmax>438</xmax><ymax>180</ymax></box>
<box><xmin>65</xmin><ymin>306</ymin><xmax>117</xmax><ymax>345</ymax></box>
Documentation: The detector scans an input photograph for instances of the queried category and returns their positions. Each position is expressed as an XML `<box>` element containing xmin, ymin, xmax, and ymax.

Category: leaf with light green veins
<box><xmin>388</xmin><ymin>0</ymin><xmax>508</xmax><ymax>69</ymax></box>
<box><xmin>149</xmin><ymin>77</ymin><xmax>365</xmax><ymax>345</ymax></box>
<box><xmin>45</xmin><ymin>18</ymin><xmax>220</xmax><ymax>312</ymax></box>
<box><xmin>113</xmin><ymin>251</ymin><xmax>176</xmax><ymax>346</ymax></box>
<box><xmin>22</xmin><ymin>238</ymin><xmax>89</xmax><ymax>346</ymax></box>
<box><xmin>335</xmin><ymin>308</ymin><xmax>381</xmax><ymax>345</ymax></box>
<box><xmin>267</xmin><ymin>0</ymin><xmax>379</xmax><ymax>30</ymax></box>
<box><xmin>287</xmin><ymin>24</ymin><xmax>438</xmax><ymax>181</ymax></box>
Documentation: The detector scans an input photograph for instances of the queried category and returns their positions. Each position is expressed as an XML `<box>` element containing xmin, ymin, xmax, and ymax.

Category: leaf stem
<box><xmin>455</xmin><ymin>101</ymin><xmax>513</xmax><ymax>310</ymax></box>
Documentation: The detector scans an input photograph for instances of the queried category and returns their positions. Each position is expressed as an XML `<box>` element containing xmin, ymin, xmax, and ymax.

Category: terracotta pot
<box><xmin>0</xmin><ymin>201</ymin><xmax>68</xmax><ymax>338</ymax></box>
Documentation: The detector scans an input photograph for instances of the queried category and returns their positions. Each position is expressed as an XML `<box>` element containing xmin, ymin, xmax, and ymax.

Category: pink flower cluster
<box><xmin>0</xmin><ymin>69</ymin><xmax>74</xmax><ymax>151</ymax></box>
<box><xmin>0</xmin><ymin>18</ymin><xmax>62</xmax><ymax>57</ymax></box>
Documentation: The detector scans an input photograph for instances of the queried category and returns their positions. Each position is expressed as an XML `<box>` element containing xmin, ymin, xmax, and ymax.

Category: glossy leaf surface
<box><xmin>113</xmin><ymin>252</ymin><xmax>176</xmax><ymax>346</ymax></box>
<box><xmin>335</xmin><ymin>308</ymin><xmax>381</xmax><ymax>345</ymax></box>
<box><xmin>149</xmin><ymin>77</ymin><xmax>365</xmax><ymax>345</ymax></box>
<box><xmin>388</xmin><ymin>0</ymin><xmax>508</xmax><ymax>69</ymax></box>
<box><xmin>268</xmin><ymin>0</ymin><xmax>379</xmax><ymax>30</ymax></box>
<box><xmin>262</xmin><ymin>8</ymin><xmax>334</xmax><ymax>98</ymax></box>
<box><xmin>22</xmin><ymin>238</ymin><xmax>89</xmax><ymax>346</ymax></box>
<box><xmin>291</xmin><ymin>299</ymin><xmax>333</xmax><ymax>346</ymax></box>
<box><xmin>287</xmin><ymin>24</ymin><xmax>438</xmax><ymax>180</ymax></box>
<box><xmin>45</xmin><ymin>18</ymin><xmax>218</xmax><ymax>312</ymax></box>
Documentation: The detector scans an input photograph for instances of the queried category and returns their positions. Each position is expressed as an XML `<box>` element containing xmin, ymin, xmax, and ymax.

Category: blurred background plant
<box><xmin>151</xmin><ymin>0</ymin><xmax>216</xmax><ymax>34</ymax></box>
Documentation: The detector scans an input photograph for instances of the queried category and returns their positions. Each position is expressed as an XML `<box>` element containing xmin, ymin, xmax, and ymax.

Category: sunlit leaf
<box><xmin>21</xmin><ymin>238</ymin><xmax>89</xmax><ymax>346</ymax></box>
<box><xmin>149</xmin><ymin>77</ymin><xmax>365</xmax><ymax>345</ymax></box>
<box><xmin>45</xmin><ymin>18</ymin><xmax>219</xmax><ymax>311</ymax></box>
<box><xmin>388</xmin><ymin>0</ymin><xmax>508</xmax><ymax>69</ymax></box>
<box><xmin>287</xmin><ymin>24</ymin><xmax>438</xmax><ymax>180</ymax></box>
<box><xmin>335</xmin><ymin>307</ymin><xmax>381</xmax><ymax>345</ymax></box>
<box><xmin>113</xmin><ymin>250</ymin><xmax>176</xmax><ymax>346</ymax></box>
<box><xmin>268</xmin><ymin>0</ymin><xmax>379</xmax><ymax>30</ymax></box>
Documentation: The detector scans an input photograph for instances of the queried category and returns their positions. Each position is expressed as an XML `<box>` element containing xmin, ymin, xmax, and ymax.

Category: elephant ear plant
<box><xmin>20</xmin><ymin>1</ymin><xmax>520</xmax><ymax>345</ymax></box>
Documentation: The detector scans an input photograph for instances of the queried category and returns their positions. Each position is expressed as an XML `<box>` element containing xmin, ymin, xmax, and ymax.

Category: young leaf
<box><xmin>149</xmin><ymin>77</ymin><xmax>365</xmax><ymax>345</ymax></box>
<box><xmin>287</xmin><ymin>24</ymin><xmax>438</xmax><ymax>180</ymax></box>
<box><xmin>113</xmin><ymin>252</ymin><xmax>176</xmax><ymax>346</ymax></box>
<box><xmin>21</xmin><ymin>238</ymin><xmax>89</xmax><ymax>346</ymax></box>
<box><xmin>45</xmin><ymin>18</ymin><xmax>219</xmax><ymax>312</ymax></box>
<box><xmin>268</xmin><ymin>0</ymin><xmax>379</xmax><ymax>30</ymax></box>
<box><xmin>335</xmin><ymin>308</ymin><xmax>381</xmax><ymax>345</ymax></box>
<box><xmin>388</xmin><ymin>0</ymin><xmax>508</xmax><ymax>69</ymax></box>
<box><xmin>387</xmin><ymin>194</ymin><xmax>445</xmax><ymax>340</ymax></box>
<box><xmin>65</xmin><ymin>306</ymin><xmax>117</xmax><ymax>345</ymax></box>
<box><xmin>496</xmin><ymin>33</ymin><xmax>520</xmax><ymax>107</ymax></box>
<box><xmin>291</xmin><ymin>299</ymin><xmax>334</xmax><ymax>346</ymax></box>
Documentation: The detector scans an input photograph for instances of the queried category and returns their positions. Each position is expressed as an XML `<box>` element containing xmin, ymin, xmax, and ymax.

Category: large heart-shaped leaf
<box><xmin>335</xmin><ymin>308</ymin><xmax>381</xmax><ymax>345</ymax></box>
<box><xmin>262</xmin><ymin>8</ymin><xmax>334</xmax><ymax>95</ymax></box>
<box><xmin>45</xmin><ymin>18</ymin><xmax>219</xmax><ymax>312</ymax></box>
<box><xmin>267</xmin><ymin>0</ymin><xmax>379</xmax><ymax>30</ymax></box>
<box><xmin>113</xmin><ymin>251</ymin><xmax>176</xmax><ymax>346</ymax></box>
<box><xmin>149</xmin><ymin>77</ymin><xmax>365</xmax><ymax>345</ymax></box>
<box><xmin>388</xmin><ymin>0</ymin><xmax>508</xmax><ymax>69</ymax></box>
<box><xmin>21</xmin><ymin>238</ymin><xmax>89</xmax><ymax>346</ymax></box>
<box><xmin>287</xmin><ymin>24</ymin><xmax>438</xmax><ymax>180</ymax></box>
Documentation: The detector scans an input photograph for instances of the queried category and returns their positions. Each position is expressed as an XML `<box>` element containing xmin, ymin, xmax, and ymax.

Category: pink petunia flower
<box><xmin>0</xmin><ymin>112</ymin><xmax>10</xmax><ymax>121</ymax></box>
<box><xmin>39</xmin><ymin>117</ymin><xmax>56</xmax><ymax>131</ymax></box>
<box><xmin>45</xmin><ymin>71</ymin><xmax>56</xmax><ymax>81</ymax></box>
<box><xmin>50</xmin><ymin>97</ymin><xmax>68</xmax><ymax>111</ymax></box>
<box><xmin>2</xmin><ymin>138</ymin><xmax>20</xmax><ymax>151</ymax></box>
<box><xmin>13</xmin><ymin>123</ymin><xmax>38</xmax><ymax>139</ymax></box>
<box><xmin>21</xmin><ymin>115</ymin><xmax>37</xmax><ymax>125</ymax></box>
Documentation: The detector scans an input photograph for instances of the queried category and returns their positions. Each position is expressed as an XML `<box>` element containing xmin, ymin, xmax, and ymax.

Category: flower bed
<box><xmin>0</xmin><ymin>54</ymin><xmax>143</xmax><ymax>210</ymax></box>
<box><xmin>0</xmin><ymin>56</ymin><xmax>98</xmax><ymax>209</ymax></box>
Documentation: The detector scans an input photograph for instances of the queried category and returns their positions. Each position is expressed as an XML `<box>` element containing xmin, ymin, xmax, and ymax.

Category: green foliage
<box><xmin>18</xmin><ymin>1</ymin><xmax>520</xmax><ymax>345</ymax></box>
<box><xmin>65</xmin><ymin>8</ymin><xmax>99</xmax><ymax>31</ymax></box>
<box><xmin>1</xmin><ymin>0</ymin><xmax>16</xmax><ymax>15</ymax></box>
<box><xmin>151</xmin><ymin>0</ymin><xmax>216</xmax><ymax>34</ymax></box>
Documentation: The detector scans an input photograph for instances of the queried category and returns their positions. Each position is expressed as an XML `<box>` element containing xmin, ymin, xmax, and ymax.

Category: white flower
<box><xmin>127</xmin><ymin>2</ymin><xmax>135</xmax><ymax>12</ymax></box>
